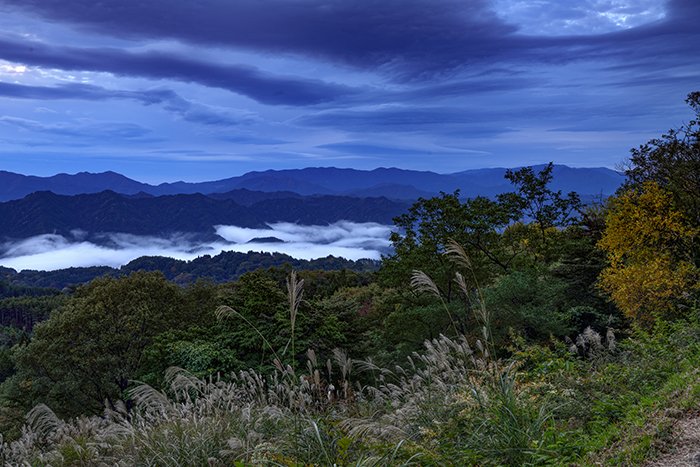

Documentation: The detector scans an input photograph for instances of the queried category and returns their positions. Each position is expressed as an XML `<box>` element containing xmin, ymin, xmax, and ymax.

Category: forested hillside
<box><xmin>1</xmin><ymin>251</ymin><xmax>379</xmax><ymax>290</ymax></box>
<box><xmin>0</xmin><ymin>93</ymin><xmax>697</xmax><ymax>465</ymax></box>
<box><xmin>0</xmin><ymin>191</ymin><xmax>408</xmax><ymax>239</ymax></box>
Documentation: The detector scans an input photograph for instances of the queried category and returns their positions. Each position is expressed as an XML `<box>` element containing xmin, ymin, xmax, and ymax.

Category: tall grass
<box><xmin>0</xmin><ymin>266</ymin><xmax>557</xmax><ymax>465</ymax></box>
<box><xmin>286</xmin><ymin>270</ymin><xmax>304</xmax><ymax>372</ymax></box>
<box><xmin>0</xmin><ymin>342</ymin><xmax>440</xmax><ymax>464</ymax></box>
<box><xmin>396</xmin><ymin>241</ymin><xmax>554</xmax><ymax>464</ymax></box>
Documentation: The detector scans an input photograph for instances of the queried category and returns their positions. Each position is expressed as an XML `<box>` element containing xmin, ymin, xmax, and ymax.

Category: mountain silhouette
<box><xmin>0</xmin><ymin>165</ymin><xmax>624</xmax><ymax>202</ymax></box>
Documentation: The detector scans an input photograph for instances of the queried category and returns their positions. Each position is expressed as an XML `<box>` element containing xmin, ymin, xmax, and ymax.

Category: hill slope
<box><xmin>0</xmin><ymin>190</ymin><xmax>409</xmax><ymax>241</ymax></box>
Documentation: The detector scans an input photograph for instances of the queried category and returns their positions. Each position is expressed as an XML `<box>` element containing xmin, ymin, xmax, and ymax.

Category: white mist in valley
<box><xmin>0</xmin><ymin>221</ymin><xmax>393</xmax><ymax>272</ymax></box>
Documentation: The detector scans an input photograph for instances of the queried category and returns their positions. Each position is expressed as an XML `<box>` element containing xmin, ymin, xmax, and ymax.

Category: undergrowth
<box><xmin>0</xmin><ymin>265</ymin><xmax>697</xmax><ymax>465</ymax></box>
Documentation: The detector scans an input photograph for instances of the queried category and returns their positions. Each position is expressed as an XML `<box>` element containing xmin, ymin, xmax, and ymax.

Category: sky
<box><xmin>0</xmin><ymin>0</ymin><xmax>698</xmax><ymax>183</ymax></box>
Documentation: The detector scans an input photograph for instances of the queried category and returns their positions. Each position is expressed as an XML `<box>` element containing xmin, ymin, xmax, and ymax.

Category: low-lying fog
<box><xmin>0</xmin><ymin>221</ymin><xmax>393</xmax><ymax>272</ymax></box>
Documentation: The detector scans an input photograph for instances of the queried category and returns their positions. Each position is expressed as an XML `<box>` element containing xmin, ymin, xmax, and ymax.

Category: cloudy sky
<box><xmin>0</xmin><ymin>0</ymin><xmax>697</xmax><ymax>182</ymax></box>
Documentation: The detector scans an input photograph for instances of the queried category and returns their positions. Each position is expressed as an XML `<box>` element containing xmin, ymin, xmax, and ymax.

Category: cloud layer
<box><xmin>0</xmin><ymin>222</ymin><xmax>392</xmax><ymax>271</ymax></box>
<box><xmin>0</xmin><ymin>82</ymin><xmax>254</xmax><ymax>126</ymax></box>
<box><xmin>0</xmin><ymin>36</ymin><xmax>355</xmax><ymax>106</ymax></box>
<box><xmin>3</xmin><ymin>0</ymin><xmax>696</xmax><ymax>79</ymax></box>
<box><xmin>0</xmin><ymin>0</ymin><xmax>697</xmax><ymax>178</ymax></box>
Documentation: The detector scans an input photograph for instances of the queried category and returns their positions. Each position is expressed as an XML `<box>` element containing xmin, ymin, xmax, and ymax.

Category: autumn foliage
<box><xmin>599</xmin><ymin>179</ymin><xmax>698</xmax><ymax>326</ymax></box>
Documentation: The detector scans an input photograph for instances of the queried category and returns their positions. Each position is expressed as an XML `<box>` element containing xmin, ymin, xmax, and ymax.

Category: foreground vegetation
<box><xmin>0</xmin><ymin>92</ymin><xmax>697</xmax><ymax>465</ymax></box>
<box><xmin>2</xmin><ymin>321</ymin><xmax>699</xmax><ymax>466</ymax></box>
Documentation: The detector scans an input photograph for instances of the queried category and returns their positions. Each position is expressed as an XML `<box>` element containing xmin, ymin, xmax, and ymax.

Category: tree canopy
<box><xmin>599</xmin><ymin>92</ymin><xmax>700</xmax><ymax>327</ymax></box>
<box><xmin>383</xmin><ymin>162</ymin><xmax>582</xmax><ymax>299</ymax></box>
<box><xmin>8</xmin><ymin>272</ymin><xmax>194</xmax><ymax>416</ymax></box>
<box><xmin>623</xmin><ymin>91</ymin><xmax>700</xmax><ymax>227</ymax></box>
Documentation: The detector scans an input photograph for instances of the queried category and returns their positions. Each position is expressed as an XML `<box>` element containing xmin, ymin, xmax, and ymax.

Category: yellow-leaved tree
<box><xmin>598</xmin><ymin>181</ymin><xmax>698</xmax><ymax>326</ymax></box>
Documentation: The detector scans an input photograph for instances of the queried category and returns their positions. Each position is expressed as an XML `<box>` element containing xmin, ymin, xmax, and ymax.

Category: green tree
<box><xmin>382</xmin><ymin>192</ymin><xmax>521</xmax><ymax>299</ymax></box>
<box><xmin>483</xmin><ymin>270</ymin><xmax>573</xmax><ymax>342</ymax></box>
<box><xmin>138</xmin><ymin>326</ymin><xmax>243</xmax><ymax>387</ymax></box>
<box><xmin>382</xmin><ymin>163</ymin><xmax>582</xmax><ymax>297</ymax></box>
<box><xmin>216</xmin><ymin>270</ymin><xmax>289</xmax><ymax>370</ymax></box>
<box><xmin>623</xmin><ymin>91</ymin><xmax>700</xmax><ymax>228</ymax></box>
<box><xmin>383</xmin><ymin>191</ymin><xmax>470</xmax><ymax>298</ymax></box>
<box><xmin>6</xmin><ymin>272</ymin><xmax>193</xmax><ymax>417</ymax></box>
<box><xmin>599</xmin><ymin>93</ymin><xmax>700</xmax><ymax>326</ymax></box>
<box><xmin>500</xmin><ymin>162</ymin><xmax>581</xmax><ymax>251</ymax></box>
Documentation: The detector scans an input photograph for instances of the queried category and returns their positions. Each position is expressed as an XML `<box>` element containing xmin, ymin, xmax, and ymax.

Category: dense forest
<box><xmin>0</xmin><ymin>93</ymin><xmax>697</xmax><ymax>465</ymax></box>
<box><xmin>0</xmin><ymin>252</ymin><xmax>380</xmax><ymax>290</ymax></box>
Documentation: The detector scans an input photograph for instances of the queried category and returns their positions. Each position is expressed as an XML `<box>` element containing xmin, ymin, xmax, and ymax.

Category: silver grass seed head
<box><xmin>410</xmin><ymin>270</ymin><xmax>441</xmax><ymax>298</ymax></box>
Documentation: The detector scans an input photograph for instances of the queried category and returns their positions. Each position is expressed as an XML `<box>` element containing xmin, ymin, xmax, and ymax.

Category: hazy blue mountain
<box><xmin>449</xmin><ymin>164</ymin><xmax>625</xmax><ymax>198</ymax></box>
<box><xmin>0</xmin><ymin>165</ymin><xmax>625</xmax><ymax>202</ymax></box>
<box><xmin>0</xmin><ymin>170</ymin><xmax>150</xmax><ymax>201</ymax></box>
<box><xmin>150</xmin><ymin>174</ymin><xmax>334</xmax><ymax>196</ymax></box>
<box><xmin>248</xmin><ymin>195</ymin><xmax>409</xmax><ymax>225</ymax></box>
<box><xmin>343</xmin><ymin>183</ymin><xmax>437</xmax><ymax>200</ymax></box>
<box><xmin>155</xmin><ymin>165</ymin><xmax>623</xmax><ymax>198</ymax></box>
<box><xmin>540</xmin><ymin>165</ymin><xmax>625</xmax><ymax>197</ymax></box>
<box><xmin>207</xmin><ymin>188</ymin><xmax>302</xmax><ymax>206</ymax></box>
<box><xmin>231</xmin><ymin>167</ymin><xmax>455</xmax><ymax>194</ymax></box>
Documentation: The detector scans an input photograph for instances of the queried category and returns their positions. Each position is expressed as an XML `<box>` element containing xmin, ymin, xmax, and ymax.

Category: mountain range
<box><xmin>0</xmin><ymin>165</ymin><xmax>625</xmax><ymax>202</ymax></box>
<box><xmin>0</xmin><ymin>190</ymin><xmax>408</xmax><ymax>241</ymax></box>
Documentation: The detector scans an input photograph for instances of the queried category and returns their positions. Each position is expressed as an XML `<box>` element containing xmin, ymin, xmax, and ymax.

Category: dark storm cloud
<box><xmin>0</xmin><ymin>116</ymin><xmax>152</xmax><ymax>140</ymax></box>
<box><xmin>317</xmin><ymin>143</ymin><xmax>429</xmax><ymax>156</ymax></box>
<box><xmin>0</xmin><ymin>137</ymin><xmax>95</xmax><ymax>148</ymax></box>
<box><xmin>220</xmin><ymin>135</ymin><xmax>289</xmax><ymax>145</ymax></box>
<box><xmin>0</xmin><ymin>81</ymin><xmax>128</xmax><ymax>100</ymax></box>
<box><xmin>297</xmin><ymin>92</ymin><xmax>677</xmax><ymax>135</ymax></box>
<box><xmin>0</xmin><ymin>0</ymin><xmax>513</xmax><ymax>76</ymax></box>
<box><xmin>0</xmin><ymin>36</ymin><xmax>355</xmax><ymax>106</ymax></box>
<box><xmin>0</xmin><ymin>81</ymin><xmax>249</xmax><ymax>126</ymax></box>
<box><xmin>296</xmin><ymin>106</ymin><xmax>516</xmax><ymax>136</ymax></box>
<box><xmin>0</xmin><ymin>0</ymin><xmax>696</xmax><ymax>175</ymax></box>
<box><xmin>605</xmin><ymin>75</ymin><xmax>700</xmax><ymax>90</ymax></box>
<box><xmin>2</xmin><ymin>0</ymin><xmax>698</xmax><ymax>80</ymax></box>
<box><xmin>395</xmin><ymin>76</ymin><xmax>539</xmax><ymax>102</ymax></box>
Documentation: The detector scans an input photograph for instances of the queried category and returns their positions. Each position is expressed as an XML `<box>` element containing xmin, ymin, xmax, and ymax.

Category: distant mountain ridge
<box><xmin>0</xmin><ymin>165</ymin><xmax>625</xmax><ymax>202</ymax></box>
<box><xmin>0</xmin><ymin>170</ymin><xmax>149</xmax><ymax>201</ymax></box>
<box><xmin>0</xmin><ymin>190</ymin><xmax>409</xmax><ymax>242</ymax></box>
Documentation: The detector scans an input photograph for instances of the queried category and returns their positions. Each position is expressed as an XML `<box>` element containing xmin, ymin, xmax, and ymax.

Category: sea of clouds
<box><xmin>0</xmin><ymin>221</ymin><xmax>393</xmax><ymax>272</ymax></box>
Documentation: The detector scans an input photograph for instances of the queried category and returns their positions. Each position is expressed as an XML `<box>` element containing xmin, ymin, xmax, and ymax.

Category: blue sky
<box><xmin>0</xmin><ymin>0</ymin><xmax>697</xmax><ymax>182</ymax></box>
